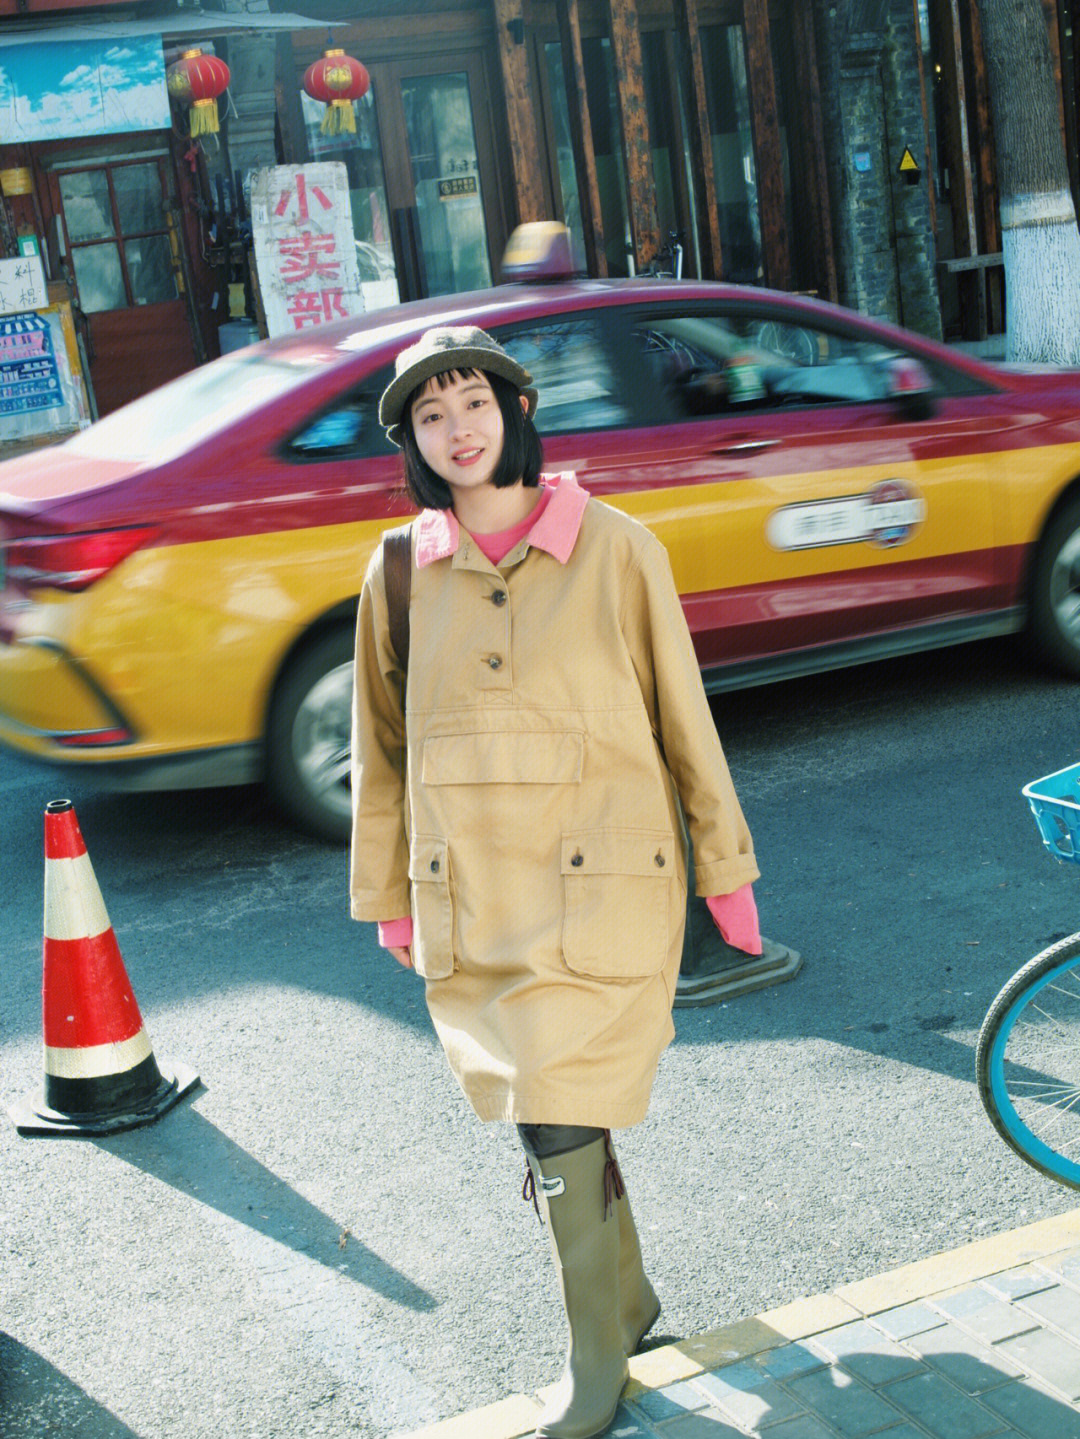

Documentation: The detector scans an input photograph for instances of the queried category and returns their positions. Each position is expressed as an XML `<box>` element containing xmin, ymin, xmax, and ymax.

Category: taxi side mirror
<box><xmin>883</xmin><ymin>356</ymin><xmax>937</xmax><ymax>420</ymax></box>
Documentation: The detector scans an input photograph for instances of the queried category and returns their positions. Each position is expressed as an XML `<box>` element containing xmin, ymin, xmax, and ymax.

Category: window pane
<box><xmin>288</xmin><ymin>381</ymin><xmax>393</xmax><ymax>460</ymax></box>
<box><xmin>301</xmin><ymin>86</ymin><xmax>399</xmax><ymax>311</ymax></box>
<box><xmin>125</xmin><ymin>234</ymin><xmax>177</xmax><ymax>304</ymax></box>
<box><xmin>542</xmin><ymin>44</ymin><xmax>588</xmax><ymax>274</ymax></box>
<box><xmin>68</xmin><ymin>352</ymin><xmax>329</xmax><ymax>463</ymax></box>
<box><xmin>633</xmin><ymin>311</ymin><xmax>896</xmax><ymax>415</ymax></box>
<box><xmin>59</xmin><ymin>170</ymin><xmax>115</xmax><ymax>243</ymax></box>
<box><xmin>700</xmin><ymin>26</ymin><xmax>763</xmax><ymax>283</ymax></box>
<box><xmin>401</xmin><ymin>71</ymin><xmax>492</xmax><ymax>295</ymax></box>
<box><xmin>581</xmin><ymin>39</ymin><xmax>633</xmax><ymax>276</ymax></box>
<box><xmin>71</xmin><ymin>242</ymin><xmax>125</xmax><ymax>313</ymax></box>
<box><xmin>114</xmin><ymin>163</ymin><xmax>165</xmax><ymax>235</ymax></box>
<box><xmin>496</xmin><ymin>319</ymin><xmax>631</xmax><ymax>432</ymax></box>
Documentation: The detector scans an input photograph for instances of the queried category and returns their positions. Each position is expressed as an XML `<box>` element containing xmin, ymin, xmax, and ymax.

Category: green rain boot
<box><xmin>614</xmin><ymin>1180</ymin><xmax>661</xmax><ymax>1355</ymax></box>
<box><xmin>525</xmin><ymin>1135</ymin><xmax>629</xmax><ymax>1439</ymax></box>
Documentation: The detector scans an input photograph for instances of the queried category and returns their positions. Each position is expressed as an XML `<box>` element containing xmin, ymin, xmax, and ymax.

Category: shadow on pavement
<box><xmin>0</xmin><ymin>1333</ymin><xmax>142</xmax><ymax>1437</ymax></box>
<box><xmin>622</xmin><ymin>1318</ymin><xmax>1080</xmax><ymax>1434</ymax></box>
<box><xmin>95</xmin><ymin>1105</ymin><xmax>436</xmax><ymax>1313</ymax></box>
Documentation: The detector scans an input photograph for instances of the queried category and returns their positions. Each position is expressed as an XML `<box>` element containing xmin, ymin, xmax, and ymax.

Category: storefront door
<box><xmin>37</xmin><ymin>144</ymin><xmax>199</xmax><ymax>416</ymax></box>
<box><xmin>371</xmin><ymin>54</ymin><xmax>505</xmax><ymax>299</ymax></box>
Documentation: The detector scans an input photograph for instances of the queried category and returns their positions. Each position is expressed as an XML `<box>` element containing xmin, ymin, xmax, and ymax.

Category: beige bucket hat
<box><xmin>379</xmin><ymin>325</ymin><xmax>538</xmax><ymax>445</ymax></box>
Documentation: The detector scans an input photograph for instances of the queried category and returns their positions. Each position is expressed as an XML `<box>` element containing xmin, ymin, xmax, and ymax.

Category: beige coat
<box><xmin>350</xmin><ymin>478</ymin><xmax>758</xmax><ymax>1127</ymax></box>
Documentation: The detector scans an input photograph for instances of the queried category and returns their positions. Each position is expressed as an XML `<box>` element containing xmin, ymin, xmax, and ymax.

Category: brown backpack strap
<box><xmin>383</xmin><ymin>524</ymin><xmax>412</xmax><ymax>679</ymax></box>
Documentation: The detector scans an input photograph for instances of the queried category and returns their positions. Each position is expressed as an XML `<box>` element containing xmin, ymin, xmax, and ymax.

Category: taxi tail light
<box><xmin>5</xmin><ymin>527</ymin><xmax>157</xmax><ymax>592</ymax></box>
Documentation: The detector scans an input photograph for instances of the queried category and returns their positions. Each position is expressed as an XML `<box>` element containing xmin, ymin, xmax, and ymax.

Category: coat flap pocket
<box><xmin>409</xmin><ymin>836</ymin><xmax>449</xmax><ymax>882</ymax></box>
<box><xmin>561</xmin><ymin>830</ymin><xmax>676</xmax><ymax>877</ymax></box>
<box><xmin>422</xmin><ymin>731</ymin><xmax>584</xmax><ymax>785</ymax></box>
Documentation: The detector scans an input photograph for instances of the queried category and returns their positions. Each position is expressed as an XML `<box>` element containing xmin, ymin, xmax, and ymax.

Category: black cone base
<box><xmin>9</xmin><ymin>1060</ymin><xmax>201</xmax><ymax>1137</ymax></box>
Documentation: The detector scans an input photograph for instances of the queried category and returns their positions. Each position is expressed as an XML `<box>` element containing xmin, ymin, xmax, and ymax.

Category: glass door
<box><xmin>372</xmin><ymin>54</ymin><xmax>505</xmax><ymax>300</ymax></box>
<box><xmin>299</xmin><ymin>83</ymin><xmax>399</xmax><ymax>312</ymax></box>
<box><xmin>699</xmin><ymin>24</ymin><xmax>764</xmax><ymax>283</ymax></box>
<box><xmin>42</xmin><ymin>148</ymin><xmax>199</xmax><ymax>415</ymax></box>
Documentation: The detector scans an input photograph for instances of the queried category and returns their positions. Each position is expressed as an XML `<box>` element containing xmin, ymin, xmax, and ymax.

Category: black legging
<box><xmin>517</xmin><ymin>1123</ymin><xmax>604</xmax><ymax>1159</ymax></box>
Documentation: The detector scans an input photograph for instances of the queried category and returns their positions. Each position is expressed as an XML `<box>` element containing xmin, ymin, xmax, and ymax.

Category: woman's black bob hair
<box><xmin>399</xmin><ymin>366</ymin><xmax>543</xmax><ymax>511</ymax></box>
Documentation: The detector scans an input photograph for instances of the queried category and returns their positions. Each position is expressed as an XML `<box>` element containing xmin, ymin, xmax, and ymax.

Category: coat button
<box><xmin>430</xmin><ymin>859</ymin><xmax>440</xmax><ymax>873</ymax></box>
<box><xmin>491</xmin><ymin>590</ymin><xmax>507</xmax><ymax>606</ymax></box>
<box><xmin>488</xmin><ymin>655</ymin><xmax>503</xmax><ymax>669</ymax></box>
<box><xmin>571</xmin><ymin>852</ymin><xmax>584</xmax><ymax>867</ymax></box>
<box><xmin>654</xmin><ymin>852</ymin><xmax>665</xmax><ymax>867</ymax></box>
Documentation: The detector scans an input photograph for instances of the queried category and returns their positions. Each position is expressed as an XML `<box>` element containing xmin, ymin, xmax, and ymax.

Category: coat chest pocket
<box><xmin>409</xmin><ymin>837</ymin><xmax>455</xmax><ymax>980</ymax></box>
<box><xmin>561</xmin><ymin>830</ymin><xmax>676</xmax><ymax>980</ymax></box>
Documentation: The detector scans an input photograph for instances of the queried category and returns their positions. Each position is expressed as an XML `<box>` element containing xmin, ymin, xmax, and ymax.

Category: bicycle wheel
<box><xmin>977</xmin><ymin>933</ymin><xmax>1080</xmax><ymax>1189</ymax></box>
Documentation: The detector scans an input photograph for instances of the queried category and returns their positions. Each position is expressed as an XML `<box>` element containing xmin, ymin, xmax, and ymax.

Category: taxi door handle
<box><xmin>711</xmin><ymin>440</ymin><xmax>779</xmax><ymax>456</ymax></box>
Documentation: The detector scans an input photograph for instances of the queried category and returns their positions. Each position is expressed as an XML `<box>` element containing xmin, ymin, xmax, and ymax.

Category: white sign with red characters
<box><xmin>250</xmin><ymin>163</ymin><xmax>364</xmax><ymax>338</ymax></box>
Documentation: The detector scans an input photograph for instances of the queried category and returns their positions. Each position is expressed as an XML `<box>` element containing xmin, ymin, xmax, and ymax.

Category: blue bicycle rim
<box><xmin>989</xmin><ymin>953</ymin><xmax>1080</xmax><ymax>1186</ymax></box>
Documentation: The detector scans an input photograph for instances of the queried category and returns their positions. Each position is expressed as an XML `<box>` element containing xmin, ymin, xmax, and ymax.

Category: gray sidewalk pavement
<box><xmin>397</xmin><ymin>1209</ymin><xmax>1080</xmax><ymax>1439</ymax></box>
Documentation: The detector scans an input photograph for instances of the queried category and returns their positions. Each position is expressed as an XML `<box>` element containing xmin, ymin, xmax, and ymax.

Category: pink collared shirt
<box><xmin>377</xmin><ymin>473</ymin><xmax>761</xmax><ymax>957</ymax></box>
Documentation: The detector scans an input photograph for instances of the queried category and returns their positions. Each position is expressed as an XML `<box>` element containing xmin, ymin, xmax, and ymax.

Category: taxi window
<box><xmin>286</xmin><ymin>375</ymin><xmax>394</xmax><ymax>461</ymax></box>
<box><xmin>634</xmin><ymin>312</ymin><xmax>898</xmax><ymax>416</ymax></box>
<box><xmin>493</xmin><ymin>318</ymin><xmax>632</xmax><ymax>433</ymax></box>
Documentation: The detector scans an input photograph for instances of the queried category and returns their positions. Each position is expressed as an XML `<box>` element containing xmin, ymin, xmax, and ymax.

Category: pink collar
<box><xmin>414</xmin><ymin>472</ymin><xmax>589</xmax><ymax>569</ymax></box>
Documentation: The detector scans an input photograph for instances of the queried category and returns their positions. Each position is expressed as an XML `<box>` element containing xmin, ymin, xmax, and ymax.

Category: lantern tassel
<box><xmin>191</xmin><ymin>97</ymin><xmax>221</xmax><ymax>136</ymax></box>
<box><xmin>320</xmin><ymin>98</ymin><xmax>356</xmax><ymax>136</ymax></box>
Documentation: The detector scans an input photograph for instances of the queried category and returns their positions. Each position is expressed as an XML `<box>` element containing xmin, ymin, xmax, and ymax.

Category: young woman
<box><xmin>350</xmin><ymin>326</ymin><xmax>762</xmax><ymax>1439</ymax></box>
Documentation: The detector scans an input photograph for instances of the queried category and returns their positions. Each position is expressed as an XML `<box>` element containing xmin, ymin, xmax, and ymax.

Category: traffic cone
<box><xmin>10</xmin><ymin>799</ymin><xmax>199</xmax><ymax>1137</ymax></box>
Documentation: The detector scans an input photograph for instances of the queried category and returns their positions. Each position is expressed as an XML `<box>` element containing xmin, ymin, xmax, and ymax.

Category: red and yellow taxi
<box><xmin>4</xmin><ymin>240</ymin><xmax>1080</xmax><ymax>839</ymax></box>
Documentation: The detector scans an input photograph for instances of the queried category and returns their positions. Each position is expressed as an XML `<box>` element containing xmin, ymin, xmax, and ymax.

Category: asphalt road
<box><xmin>3</xmin><ymin>634</ymin><xmax>1080</xmax><ymax>1438</ymax></box>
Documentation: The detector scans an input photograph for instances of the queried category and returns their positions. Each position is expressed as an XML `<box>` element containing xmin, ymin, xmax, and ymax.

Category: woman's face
<box><xmin>410</xmin><ymin>370</ymin><xmax>506</xmax><ymax>499</ymax></box>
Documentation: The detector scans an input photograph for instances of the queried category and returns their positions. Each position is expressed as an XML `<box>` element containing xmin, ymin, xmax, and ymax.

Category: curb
<box><xmin>393</xmin><ymin>1207</ymin><xmax>1080</xmax><ymax>1439</ymax></box>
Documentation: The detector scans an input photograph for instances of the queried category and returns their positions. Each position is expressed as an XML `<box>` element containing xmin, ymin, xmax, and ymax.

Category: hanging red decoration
<box><xmin>167</xmin><ymin>48</ymin><xmax>231</xmax><ymax>136</ymax></box>
<box><xmin>302</xmin><ymin>48</ymin><xmax>370</xmax><ymax>135</ymax></box>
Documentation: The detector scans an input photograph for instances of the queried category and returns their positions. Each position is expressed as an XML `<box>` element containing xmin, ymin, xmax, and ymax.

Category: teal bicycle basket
<box><xmin>1024</xmin><ymin>761</ymin><xmax>1080</xmax><ymax>864</ymax></box>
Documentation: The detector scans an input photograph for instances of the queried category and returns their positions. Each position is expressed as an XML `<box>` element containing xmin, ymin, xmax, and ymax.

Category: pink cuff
<box><xmin>706</xmin><ymin>885</ymin><xmax>761</xmax><ymax>955</ymax></box>
<box><xmin>377</xmin><ymin>916</ymin><xmax>413</xmax><ymax>949</ymax></box>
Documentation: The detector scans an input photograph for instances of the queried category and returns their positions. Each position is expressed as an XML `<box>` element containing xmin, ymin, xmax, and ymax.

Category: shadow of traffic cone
<box><xmin>9</xmin><ymin>799</ymin><xmax>200</xmax><ymax>1138</ymax></box>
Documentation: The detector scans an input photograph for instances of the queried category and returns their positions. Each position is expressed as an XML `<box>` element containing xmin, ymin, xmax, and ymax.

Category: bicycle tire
<box><xmin>976</xmin><ymin>932</ymin><xmax>1080</xmax><ymax>1189</ymax></box>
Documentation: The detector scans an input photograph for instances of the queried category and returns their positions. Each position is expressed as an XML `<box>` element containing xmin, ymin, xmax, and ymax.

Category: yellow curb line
<box><xmin>393</xmin><ymin>1207</ymin><xmax>1080</xmax><ymax>1439</ymax></box>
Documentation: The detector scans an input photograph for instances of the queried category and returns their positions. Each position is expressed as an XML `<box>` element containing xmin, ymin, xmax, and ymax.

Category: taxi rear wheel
<box><xmin>1030</xmin><ymin>497</ymin><xmax>1080</xmax><ymax>676</ymax></box>
<box><xmin>266</xmin><ymin>626</ymin><xmax>354</xmax><ymax>842</ymax></box>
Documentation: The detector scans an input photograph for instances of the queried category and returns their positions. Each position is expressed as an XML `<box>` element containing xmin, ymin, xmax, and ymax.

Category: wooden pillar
<box><xmin>557</xmin><ymin>0</ymin><xmax>608</xmax><ymax>275</ymax></box>
<box><xmin>933</xmin><ymin>0</ymin><xmax>986</xmax><ymax>336</ymax></box>
<box><xmin>673</xmin><ymin>0</ymin><xmax>723</xmax><ymax>278</ymax></box>
<box><xmin>602</xmin><ymin>0</ymin><xmax>660</xmax><ymax>269</ymax></box>
<box><xmin>492</xmin><ymin>0</ymin><xmax>548</xmax><ymax>226</ymax></box>
<box><xmin>940</xmin><ymin>0</ymin><xmax>979</xmax><ymax>256</ymax></box>
<box><xmin>790</xmin><ymin>0</ymin><xmax>836</xmax><ymax>300</ymax></box>
<box><xmin>1042</xmin><ymin>0</ymin><xmax>1069</xmax><ymax>162</ymax></box>
<box><xmin>741</xmin><ymin>0</ymin><xmax>791</xmax><ymax>288</ymax></box>
<box><xmin>964</xmin><ymin>0</ymin><xmax>1004</xmax><ymax>329</ymax></box>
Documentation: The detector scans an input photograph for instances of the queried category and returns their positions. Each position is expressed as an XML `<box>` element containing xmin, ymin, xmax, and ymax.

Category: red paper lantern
<box><xmin>303</xmin><ymin>48</ymin><xmax>370</xmax><ymax>135</ymax></box>
<box><xmin>167</xmin><ymin>48</ymin><xmax>231</xmax><ymax>136</ymax></box>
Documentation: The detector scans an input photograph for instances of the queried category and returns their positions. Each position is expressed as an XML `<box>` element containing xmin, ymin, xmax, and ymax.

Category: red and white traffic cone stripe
<box><xmin>10</xmin><ymin>799</ymin><xmax>199</xmax><ymax>1137</ymax></box>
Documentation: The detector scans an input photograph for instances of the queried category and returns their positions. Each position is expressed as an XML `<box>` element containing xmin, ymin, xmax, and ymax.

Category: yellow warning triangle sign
<box><xmin>899</xmin><ymin>146</ymin><xmax>920</xmax><ymax>173</ymax></box>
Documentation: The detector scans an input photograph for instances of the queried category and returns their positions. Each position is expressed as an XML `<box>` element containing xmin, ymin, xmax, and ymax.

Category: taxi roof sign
<box><xmin>501</xmin><ymin>222</ymin><xmax>575</xmax><ymax>283</ymax></box>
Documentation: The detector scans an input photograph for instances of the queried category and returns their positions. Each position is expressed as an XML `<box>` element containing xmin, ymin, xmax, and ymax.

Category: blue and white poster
<box><xmin>0</xmin><ymin>36</ymin><xmax>170</xmax><ymax>143</ymax></box>
<box><xmin>0</xmin><ymin>314</ymin><xmax>63</xmax><ymax>416</ymax></box>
